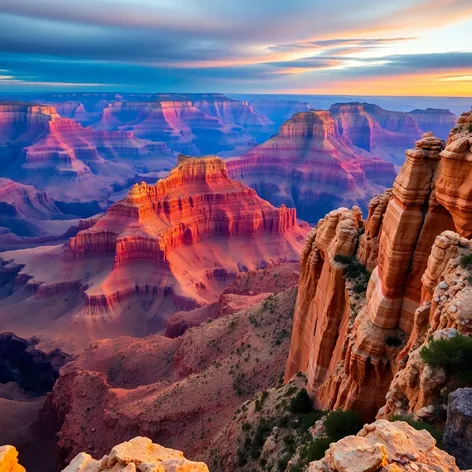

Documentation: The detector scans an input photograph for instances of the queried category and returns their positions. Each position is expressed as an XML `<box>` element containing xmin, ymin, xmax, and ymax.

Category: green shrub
<box><xmin>300</xmin><ymin>436</ymin><xmax>332</xmax><ymax>462</ymax></box>
<box><xmin>278</xmin><ymin>457</ymin><xmax>290</xmax><ymax>472</ymax></box>
<box><xmin>290</xmin><ymin>388</ymin><xmax>313</xmax><ymax>414</ymax></box>
<box><xmin>460</xmin><ymin>253</ymin><xmax>472</xmax><ymax>269</ymax></box>
<box><xmin>334</xmin><ymin>254</ymin><xmax>353</xmax><ymax>264</ymax></box>
<box><xmin>391</xmin><ymin>415</ymin><xmax>444</xmax><ymax>448</ymax></box>
<box><xmin>324</xmin><ymin>410</ymin><xmax>363</xmax><ymax>441</ymax></box>
<box><xmin>468</xmin><ymin>123</ymin><xmax>472</xmax><ymax>133</ymax></box>
<box><xmin>299</xmin><ymin>410</ymin><xmax>325</xmax><ymax>431</ymax></box>
<box><xmin>420</xmin><ymin>333</ymin><xmax>472</xmax><ymax>383</ymax></box>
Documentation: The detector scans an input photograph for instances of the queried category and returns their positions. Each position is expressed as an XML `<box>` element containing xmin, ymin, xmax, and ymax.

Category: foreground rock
<box><xmin>444</xmin><ymin>388</ymin><xmax>472</xmax><ymax>469</ymax></box>
<box><xmin>63</xmin><ymin>437</ymin><xmax>208</xmax><ymax>472</ymax></box>
<box><xmin>0</xmin><ymin>445</ymin><xmax>25</xmax><ymax>472</ymax></box>
<box><xmin>308</xmin><ymin>420</ymin><xmax>460</xmax><ymax>472</ymax></box>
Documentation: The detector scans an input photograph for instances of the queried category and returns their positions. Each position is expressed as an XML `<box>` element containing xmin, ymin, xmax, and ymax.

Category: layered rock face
<box><xmin>308</xmin><ymin>420</ymin><xmax>460</xmax><ymax>472</ymax></box>
<box><xmin>37</xmin><ymin>93</ymin><xmax>272</xmax><ymax>155</ymax></box>
<box><xmin>0</xmin><ymin>102</ymin><xmax>176</xmax><ymax>205</ymax></box>
<box><xmin>330</xmin><ymin>103</ymin><xmax>457</xmax><ymax>167</ymax></box>
<box><xmin>0</xmin><ymin>157</ymin><xmax>307</xmax><ymax>352</ymax></box>
<box><xmin>285</xmin><ymin>111</ymin><xmax>472</xmax><ymax>420</ymax></box>
<box><xmin>227</xmin><ymin>110</ymin><xmax>396</xmax><ymax>223</ymax></box>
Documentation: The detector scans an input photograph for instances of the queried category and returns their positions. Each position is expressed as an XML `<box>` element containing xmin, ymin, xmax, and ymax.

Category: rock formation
<box><xmin>330</xmin><ymin>103</ymin><xmax>456</xmax><ymax>167</ymax></box>
<box><xmin>226</xmin><ymin>110</ymin><xmax>397</xmax><ymax>223</ymax></box>
<box><xmin>0</xmin><ymin>102</ymin><xmax>175</xmax><ymax>206</ymax></box>
<box><xmin>0</xmin><ymin>178</ymin><xmax>83</xmax><ymax>249</ymax></box>
<box><xmin>444</xmin><ymin>388</ymin><xmax>472</xmax><ymax>469</ymax></box>
<box><xmin>63</xmin><ymin>437</ymin><xmax>209</xmax><ymax>472</ymax></box>
<box><xmin>36</xmin><ymin>93</ymin><xmax>272</xmax><ymax>155</ymax></box>
<box><xmin>36</xmin><ymin>285</ymin><xmax>297</xmax><ymax>466</ymax></box>
<box><xmin>285</xmin><ymin>110</ymin><xmax>472</xmax><ymax>420</ymax></box>
<box><xmin>0</xmin><ymin>445</ymin><xmax>25</xmax><ymax>472</ymax></box>
<box><xmin>0</xmin><ymin>157</ymin><xmax>307</xmax><ymax>352</ymax></box>
<box><xmin>308</xmin><ymin>420</ymin><xmax>460</xmax><ymax>472</ymax></box>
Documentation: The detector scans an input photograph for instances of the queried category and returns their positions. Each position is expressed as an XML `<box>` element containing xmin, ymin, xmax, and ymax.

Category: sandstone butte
<box><xmin>0</xmin><ymin>156</ymin><xmax>308</xmax><ymax>352</ymax></box>
<box><xmin>0</xmin><ymin>102</ymin><xmax>175</xmax><ymax>204</ymax></box>
<box><xmin>285</xmin><ymin>110</ymin><xmax>472</xmax><ymax>420</ymax></box>
<box><xmin>225</xmin><ymin>108</ymin><xmax>397</xmax><ymax>223</ymax></box>
<box><xmin>0</xmin><ymin>420</ymin><xmax>464</xmax><ymax>472</ymax></box>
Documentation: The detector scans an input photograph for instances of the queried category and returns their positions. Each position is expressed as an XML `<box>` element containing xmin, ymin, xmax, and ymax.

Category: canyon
<box><xmin>0</xmin><ymin>96</ymin><xmax>457</xmax><ymax>242</ymax></box>
<box><xmin>0</xmin><ymin>156</ymin><xmax>307</xmax><ymax>353</ymax></box>
<box><xmin>0</xmin><ymin>98</ymin><xmax>470</xmax><ymax>472</ymax></box>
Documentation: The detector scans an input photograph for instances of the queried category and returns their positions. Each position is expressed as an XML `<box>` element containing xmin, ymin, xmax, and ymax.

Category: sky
<box><xmin>0</xmin><ymin>0</ymin><xmax>471</xmax><ymax>96</ymax></box>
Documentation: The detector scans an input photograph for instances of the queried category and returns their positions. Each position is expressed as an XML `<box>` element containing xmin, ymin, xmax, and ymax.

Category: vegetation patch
<box><xmin>324</xmin><ymin>410</ymin><xmax>363</xmax><ymax>441</ymax></box>
<box><xmin>460</xmin><ymin>253</ymin><xmax>472</xmax><ymax>283</ymax></box>
<box><xmin>334</xmin><ymin>255</ymin><xmax>370</xmax><ymax>294</ymax></box>
<box><xmin>420</xmin><ymin>333</ymin><xmax>472</xmax><ymax>384</ymax></box>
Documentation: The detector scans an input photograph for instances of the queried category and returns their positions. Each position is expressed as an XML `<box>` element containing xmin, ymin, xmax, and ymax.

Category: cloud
<box><xmin>0</xmin><ymin>0</ymin><xmax>471</xmax><ymax>94</ymax></box>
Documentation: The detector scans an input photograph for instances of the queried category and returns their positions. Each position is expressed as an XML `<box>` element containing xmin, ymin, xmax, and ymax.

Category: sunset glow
<box><xmin>0</xmin><ymin>0</ymin><xmax>471</xmax><ymax>95</ymax></box>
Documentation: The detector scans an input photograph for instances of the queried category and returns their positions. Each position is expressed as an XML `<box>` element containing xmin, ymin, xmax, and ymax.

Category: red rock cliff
<box><xmin>285</xmin><ymin>110</ymin><xmax>472</xmax><ymax>420</ymax></box>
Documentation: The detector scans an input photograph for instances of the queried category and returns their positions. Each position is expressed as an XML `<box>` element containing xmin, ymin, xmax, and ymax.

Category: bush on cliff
<box><xmin>290</xmin><ymin>388</ymin><xmax>313</xmax><ymax>414</ymax></box>
<box><xmin>420</xmin><ymin>333</ymin><xmax>472</xmax><ymax>383</ymax></box>
<box><xmin>334</xmin><ymin>255</ymin><xmax>370</xmax><ymax>293</ymax></box>
<box><xmin>460</xmin><ymin>253</ymin><xmax>472</xmax><ymax>284</ymax></box>
<box><xmin>324</xmin><ymin>410</ymin><xmax>363</xmax><ymax>441</ymax></box>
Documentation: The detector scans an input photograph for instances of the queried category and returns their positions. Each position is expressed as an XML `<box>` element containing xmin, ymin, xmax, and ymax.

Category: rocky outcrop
<box><xmin>330</xmin><ymin>103</ymin><xmax>457</xmax><ymax>167</ymax></box>
<box><xmin>0</xmin><ymin>445</ymin><xmax>26</xmax><ymax>472</ymax></box>
<box><xmin>285</xmin><ymin>111</ymin><xmax>472</xmax><ymax>420</ymax></box>
<box><xmin>444</xmin><ymin>388</ymin><xmax>472</xmax><ymax>469</ymax></box>
<box><xmin>308</xmin><ymin>420</ymin><xmax>460</xmax><ymax>472</ymax></box>
<box><xmin>69</xmin><ymin>156</ymin><xmax>301</xmax><ymax>264</ymax></box>
<box><xmin>227</xmin><ymin>110</ymin><xmax>396</xmax><ymax>223</ymax></box>
<box><xmin>0</xmin><ymin>333</ymin><xmax>72</xmax><ymax>395</ymax></box>
<box><xmin>63</xmin><ymin>437</ymin><xmax>209</xmax><ymax>472</ymax></box>
<box><xmin>0</xmin><ymin>157</ymin><xmax>307</xmax><ymax>352</ymax></box>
